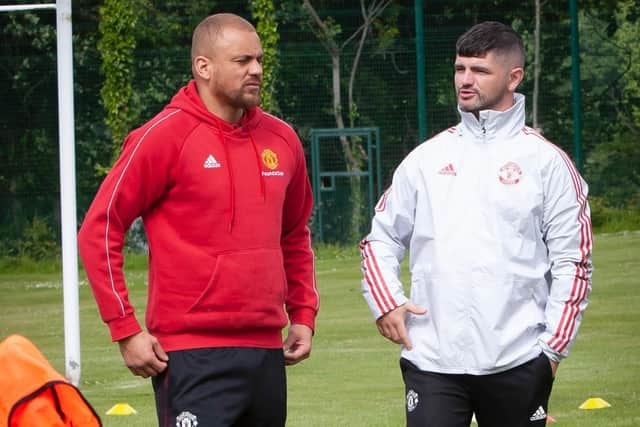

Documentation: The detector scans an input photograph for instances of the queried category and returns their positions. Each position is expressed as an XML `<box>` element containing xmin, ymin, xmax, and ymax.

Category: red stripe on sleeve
<box><xmin>537</xmin><ymin>136</ymin><xmax>592</xmax><ymax>353</ymax></box>
<box><xmin>360</xmin><ymin>241</ymin><xmax>398</xmax><ymax>313</ymax></box>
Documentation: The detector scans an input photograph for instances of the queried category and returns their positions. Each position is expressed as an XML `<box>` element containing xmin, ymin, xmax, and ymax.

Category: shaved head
<box><xmin>191</xmin><ymin>13</ymin><xmax>257</xmax><ymax>61</ymax></box>
<box><xmin>190</xmin><ymin>13</ymin><xmax>263</xmax><ymax>122</ymax></box>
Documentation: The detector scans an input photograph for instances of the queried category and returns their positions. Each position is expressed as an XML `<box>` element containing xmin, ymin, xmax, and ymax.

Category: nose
<box><xmin>249</xmin><ymin>59</ymin><xmax>262</xmax><ymax>76</ymax></box>
<box><xmin>459</xmin><ymin>69</ymin><xmax>474</xmax><ymax>86</ymax></box>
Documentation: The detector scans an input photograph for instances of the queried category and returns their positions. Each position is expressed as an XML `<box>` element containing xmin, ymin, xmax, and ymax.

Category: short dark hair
<box><xmin>455</xmin><ymin>21</ymin><xmax>525</xmax><ymax>67</ymax></box>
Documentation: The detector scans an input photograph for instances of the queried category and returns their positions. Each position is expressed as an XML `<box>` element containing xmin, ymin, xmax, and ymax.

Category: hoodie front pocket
<box><xmin>187</xmin><ymin>248</ymin><xmax>287</xmax><ymax>317</ymax></box>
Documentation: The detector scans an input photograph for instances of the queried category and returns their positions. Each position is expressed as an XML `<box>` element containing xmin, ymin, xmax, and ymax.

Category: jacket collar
<box><xmin>457</xmin><ymin>93</ymin><xmax>525</xmax><ymax>142</ymax></box>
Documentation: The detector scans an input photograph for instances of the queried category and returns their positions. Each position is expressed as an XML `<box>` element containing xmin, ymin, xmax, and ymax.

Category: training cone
<box><xmin>579</xmin><ymin>397</ymin><xmax>611</xmax><ymax>410</ymax></box>
<box><xmin>106</xmin><ymin>402</ymin><xmax>138</xmax><ymax>415</ymax></box>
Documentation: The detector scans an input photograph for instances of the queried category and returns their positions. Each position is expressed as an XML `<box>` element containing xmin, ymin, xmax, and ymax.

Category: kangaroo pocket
<box><xmin>185</xmin><ymin>248</ymin><xmax>288</xmax><ymax>332</ymax></box>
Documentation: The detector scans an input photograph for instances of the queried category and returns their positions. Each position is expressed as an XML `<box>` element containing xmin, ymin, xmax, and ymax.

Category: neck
<box><xmin>212</xmin><ymin>105</ymin><xmax>243</xmax><ymax>123</ymax></box>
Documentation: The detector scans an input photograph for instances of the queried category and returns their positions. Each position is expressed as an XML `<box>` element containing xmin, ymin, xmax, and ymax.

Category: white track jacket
<box><xmin>360</xmin><ymin>94</ymin><xmax>592</xmax><ymax>375</ymax></box>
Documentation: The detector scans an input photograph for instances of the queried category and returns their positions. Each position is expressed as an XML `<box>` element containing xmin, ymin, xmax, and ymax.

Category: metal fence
<box><xmin>1</xmin><ymin>2</ymin><xmax>637</xmax><ymax>251</ymax></box>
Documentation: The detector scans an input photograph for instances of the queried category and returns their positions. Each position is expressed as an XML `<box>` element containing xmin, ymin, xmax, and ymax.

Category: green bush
<box><xmin>590</xmin><ymin>196</ymin><xmax>640</xmax><ymax>233</ymax></box>
<box><xmin>17</xmin><ymin>216</ymin><xmax>60</xmax><ymax>260</ymax></box>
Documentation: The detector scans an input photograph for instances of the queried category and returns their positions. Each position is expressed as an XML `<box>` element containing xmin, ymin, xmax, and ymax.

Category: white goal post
<box><xmin>1</xmin><ymin>1</ymin><xmax>80</xmax><ymax>386</ymax></box>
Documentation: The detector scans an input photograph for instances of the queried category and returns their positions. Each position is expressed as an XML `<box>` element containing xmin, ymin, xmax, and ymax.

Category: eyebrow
<box><xmin>232</xmin><ymin>52</ymin><xmax>263</xmax><ymax>59</ymax></box>
<box><xmin>454</xmin><ymin>63</ymin><xmax>491</xmax><ymax>73</ymax></box>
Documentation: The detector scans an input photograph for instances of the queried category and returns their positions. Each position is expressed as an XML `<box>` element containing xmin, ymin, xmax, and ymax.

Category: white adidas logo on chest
<box><xmin>203</xmin><ymin>154</ymin><xmax>221</xmax><ymax>169</ymax></box>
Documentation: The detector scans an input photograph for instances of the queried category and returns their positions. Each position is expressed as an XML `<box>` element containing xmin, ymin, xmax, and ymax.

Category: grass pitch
<box><xmin>1</xmin><ymin>231</ymin><xmax>639</xmax><ymax>426</ymax></box>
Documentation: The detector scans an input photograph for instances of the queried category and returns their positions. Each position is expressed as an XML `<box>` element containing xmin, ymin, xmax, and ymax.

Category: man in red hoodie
<box><xmin>78</xmin><ymin>13</ymin><xmax>318</xmax><ymax>427</ymax></box>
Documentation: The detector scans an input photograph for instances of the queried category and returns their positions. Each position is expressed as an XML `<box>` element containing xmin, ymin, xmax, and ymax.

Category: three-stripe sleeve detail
<box><xmin>543</xmin><ymin>136</ymin><xmax>592</xmax><ymax>354</ymax></box>
<box><xmin>360</xmin><ymin>240</ymin><xmax>398</xmax><ymax>314</ymax></box>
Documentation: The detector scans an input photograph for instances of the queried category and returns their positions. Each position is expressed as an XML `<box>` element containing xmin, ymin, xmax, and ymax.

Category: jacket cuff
<box><xmin>288</xmin><ymin>307</ymin><xmax>317</xmax><ymax>332</ymax></box>
<box><xmin>107</xmin><ymin>314</ymin><xmax>143</xmax><ymax>342</ymax></box>
<box><xmin>538</xmin><ymin>338</ymin><xmax>563</xmax><ymax>363</ymax></box>
<box><xmin>371</xmin><ymin>295</ymin><xmax>409</xmax><ymax>320</ymax></box>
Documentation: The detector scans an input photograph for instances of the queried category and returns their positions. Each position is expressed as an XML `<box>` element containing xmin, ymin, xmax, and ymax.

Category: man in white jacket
<box><xmin>360</xmin><ymin>21</ymin><xmax>592</xmax><ymax>427</ymax></box>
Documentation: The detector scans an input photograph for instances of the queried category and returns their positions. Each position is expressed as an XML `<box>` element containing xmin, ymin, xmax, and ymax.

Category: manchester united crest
<box><xmin>261</xmin><ymin>149</ymin><xmax>279</xmax><ymax>170</ymax></box>
<box><xmin>406</xmin><ymin>389</ymin><xmax>419</xmax><ymax>412</ymax></box>
<box><xmin>498</xmin><ymin>161</ymin><xmax>522</xmax><ymax>185</ymax></box>
<box><xmin>176</xmin><ymin>411</ymin><xmax>198</xmax><ymax>427</ymax></box>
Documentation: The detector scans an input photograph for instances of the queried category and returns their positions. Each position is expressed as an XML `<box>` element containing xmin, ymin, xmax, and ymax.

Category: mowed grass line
<box><xmin>0</xmin><ymin>231</ymin><xmax>638</xmax><ymax>426</ymax></box>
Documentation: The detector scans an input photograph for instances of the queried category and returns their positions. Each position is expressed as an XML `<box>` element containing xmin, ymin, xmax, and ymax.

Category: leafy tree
<box><xmin>298</xmin><ymin>0</ymin><xmax>397</xmax><ymax>241</ymax></box>
<box><xmin>98</xmin><ymin>1</ymin><xmax>229</xmax><ymax>165</ymax></box>
<box><xmin>2</xmin><ymin>0</ymin><xmax>639</xmax><ymax>257</ymax></box>
<box><xmin>98</xmin><ymin>0</ymin><xmax>142</xmax><ymax>163</ymax></box>
<box><xmin>582</xmin><ymin>0</ymin><xmax>639</xmax><ymax>208</ymax></box>
<box><xmin>132</xmin><ymin>1</ymin><xmax>226</xmax><ymax>119</ymax></box>
<box><xmin>251</xmin><ymin>0</ymin><xmax>280</xmax><ymax>113</ymax></box>
<box><xmin>0</xmin><ymin>1</ymin><xmax>109</xmax><ymax>254</ymax></box>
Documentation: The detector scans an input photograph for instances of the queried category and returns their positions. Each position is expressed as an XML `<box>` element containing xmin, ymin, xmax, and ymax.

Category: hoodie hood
<box><xmin>167</xmin><ymin>80</ymin><xmax>263</xmax><ymax>134</ymax></box>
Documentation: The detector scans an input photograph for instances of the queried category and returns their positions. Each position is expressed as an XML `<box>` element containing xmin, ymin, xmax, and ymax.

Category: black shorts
<box><xmin>152</xmin><ymin>347</ymin><xmax>286</xmax><ymax>427</ymax></box>
<box><xmin>400</xmin><ymin>353</ymin><xmax>554</xmax><ymax>427</ymax></box>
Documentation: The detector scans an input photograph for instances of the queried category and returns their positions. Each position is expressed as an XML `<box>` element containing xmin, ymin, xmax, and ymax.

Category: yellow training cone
<box><xmin>106</xmin><ymin>402</ymin><xmax>138</xmax><ymax>415</ymax></box>
<box><xmin>579</xmin><ymin>397</ymin><xmax>611</xmax><ymax>410</ymax></box>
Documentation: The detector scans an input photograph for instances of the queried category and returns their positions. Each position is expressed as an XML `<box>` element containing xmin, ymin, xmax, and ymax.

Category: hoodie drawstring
<box><xmin>214</xmin><ymin>117</ymin><xmax>266</xmax><ymax>232</ymax></box>
<box><xmin>214</xmin><ymin>120</ymin><xmax>236</xmax><ymax>232</ymax></box>
<box><xmin>248</xmin><ymin>130</ymin><xmax>266</xmax><ymax>202</ymax></box>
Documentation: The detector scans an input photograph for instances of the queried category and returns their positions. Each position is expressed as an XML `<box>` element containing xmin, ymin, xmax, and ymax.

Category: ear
<box><xmin>508</xmin><ymin>67</ymin><xmax>524</xmax><ymax>92</ymax></box>
<box><xmin>193</xmin><ymin>55</ymin><xmax>213</xmax><ymax>80</ymax></box>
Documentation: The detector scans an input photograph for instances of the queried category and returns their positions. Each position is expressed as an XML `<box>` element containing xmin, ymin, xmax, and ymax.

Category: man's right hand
<box><xmin>375</xmin><ymin>303</ymin><xmax>427</xmax><ymax>350</ymax></box>
<box><xmin>118</xmin><ymin>331</ymin><xmax>169</xmax><ymax>378</ymax></box>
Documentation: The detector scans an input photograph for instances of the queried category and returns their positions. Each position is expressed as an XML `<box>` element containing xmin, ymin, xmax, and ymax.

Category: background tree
<box><xmin>532</xmin><ymin>0</ymin><xmax>542</xmax><ymax>130</ymax></box>
<box><xmin>251</xmin><ymin>0</ymin><xmax>280</xmax><ymax>113</ymax></box>
<box><xmin>1</xmin><ymin>0</ymin><xmax>638</xmax><ymax>256</ymax></box>
<box><xmin>0</xmin><ymin>2</ymin><xmax>105</xmax><ymax>257</ymax></box>
<box><xmin>299</xmin><ymin>0</ymin><xmax>395</xmax><ymax>241</ymax></box>
<box><xmin>0</xmin><ymin>12</ymin><xmax>58</xmax><ymax>249</ymax></box>
<box><xmin>581</xmin><ymin>0</ymin><xmax>639</xmax><ymax>210</ymax></box>
<box><xmin>98</xmin><ymin>0</ymin><xmax>141</xmax><ymax>165</ymax></box>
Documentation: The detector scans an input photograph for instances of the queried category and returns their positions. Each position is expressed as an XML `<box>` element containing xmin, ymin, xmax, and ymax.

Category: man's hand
<box><xmin>283</xmin><ymin>324</ymin><xmax>313</xmax><ymax>365</ymax></box>
<box><xmin>376</xmin><ymin>303</ymin><xmax>427</xmax><ymax>350</ymax></box>
<box><xmin>549</xmin><ymin>359</ymin><xmax>559</xmax><ymax>378</ymax></box>
<box><xmin>118</xmin><ymin>331</ymin><xmax>168</xmax><ymax>378</ymax></box>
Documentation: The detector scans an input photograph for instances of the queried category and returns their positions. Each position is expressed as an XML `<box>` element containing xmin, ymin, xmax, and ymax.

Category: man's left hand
<box><xmin>283</xmin><ymin>324</ymin><xmax>313</xmax><ymax>365</ymax></box>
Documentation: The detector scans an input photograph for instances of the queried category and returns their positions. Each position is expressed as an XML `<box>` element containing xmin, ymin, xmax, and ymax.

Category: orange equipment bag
<box><xmin>0</xmin><ymin>334</ymin><xmax>101</xmax><ymax>427</ymax></box>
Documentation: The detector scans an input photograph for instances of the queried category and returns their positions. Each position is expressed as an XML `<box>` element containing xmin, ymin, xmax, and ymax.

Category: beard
<box><xmin>225</xmin><ymin>86</ymin><xmax>262</xmax><ymax>110</ymax></box>
<box><xmin>234</xmin><ymin>92</ymin><xmax>261</xmax><ymax>109</ymax></box>
<box><xmin>457</xmin><ymin>87</ymin><xmax>509</xmax><ymax>113</ymax></box>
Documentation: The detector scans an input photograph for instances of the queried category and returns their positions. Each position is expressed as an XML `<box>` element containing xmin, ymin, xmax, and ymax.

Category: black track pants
<box><xmin>401</xmin><ymin>353</ymin><xmax>554</xmax><ymax>427</ymax></box>
<box><xmin>152</xmin><ymin>347</ymin><xmax>286</xmax><ymax>427</ymax></box>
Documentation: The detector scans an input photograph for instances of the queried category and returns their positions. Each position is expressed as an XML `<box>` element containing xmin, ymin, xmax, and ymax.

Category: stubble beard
<box><xmin>457</xmin><ymin>87</ymin><xmax>508</xmax><ymax>114</ymax></box>
<box><xmin>231</xmin><ymin>89</ymin><xmax>261</xmax><ymax>110</ymax></box>
<box><xmin>458</xmin><ymin>90</ymin><xmax>484</xmax><ymax>114</ymax></box>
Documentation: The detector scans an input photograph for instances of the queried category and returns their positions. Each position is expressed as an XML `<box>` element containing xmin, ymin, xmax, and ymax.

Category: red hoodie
<box><xmin>78</xmin><ymin>80</ymin><xmax>318</xmax><ymax>351</ymax></box>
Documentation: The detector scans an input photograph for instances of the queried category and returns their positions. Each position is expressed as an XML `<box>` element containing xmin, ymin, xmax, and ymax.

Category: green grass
<box><xmin>1</xmin><ymin>232</ymin><xmax>639</xmax><ymax>426</ymax></box>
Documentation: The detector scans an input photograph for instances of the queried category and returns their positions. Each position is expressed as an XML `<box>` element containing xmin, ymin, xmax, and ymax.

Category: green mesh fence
<box><xmin>1</xmin><ymin>1</ymin><xmax>638</xmax><ymax>252</ymax></box>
